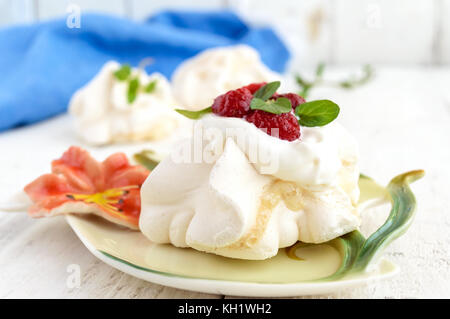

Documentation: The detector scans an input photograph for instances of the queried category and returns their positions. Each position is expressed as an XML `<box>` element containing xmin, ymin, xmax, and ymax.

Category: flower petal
<box><xmin>23</xmin><ymin>146</ymin><xmax>150</xmax><ymax>229</ymax></box>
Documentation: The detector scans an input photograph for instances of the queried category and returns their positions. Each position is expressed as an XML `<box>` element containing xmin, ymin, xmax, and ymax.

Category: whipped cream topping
<box><xmin>69</xmin><ymin>61</ymin><xmax>180</xmax><ymax>145</ymax></box>
<box><xmin>172</xmin><ymin>45</ymin><xmax>281</xmax><ymax>110</ymax></box>
<box><xmin>140</xmin><ymin>115</ymin><xmax>360</xmax><ymax>260</ymax></box>
<box><xmin>199</xmin><ymin>114</ymin><xmax>359</xmax><ymax>188</ymax></box>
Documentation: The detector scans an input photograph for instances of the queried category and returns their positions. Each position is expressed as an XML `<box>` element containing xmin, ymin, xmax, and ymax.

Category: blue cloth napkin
<box><xmin>0</xmin><ymin>10</ymin><xmax>290</xmax><ymax>132</ymax></box>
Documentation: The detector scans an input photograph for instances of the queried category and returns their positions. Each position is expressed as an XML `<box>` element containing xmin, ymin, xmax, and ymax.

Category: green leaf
<box><xmin>295</xmin><ymin>75</ymin><xmax>309</xmax><ymax>87</ymax></box>
<box><xmin>250</xmin><ymin>97</ymin><xmax>292</xmax><ymax>115</ymax></box>
<box><xmin>295</xmin><ymin>99</ymin><xmax>340</xmax><ymax>127</ymax></box>
<box><xmin>114</xmin><ymin>64</ymin><xmax>131</xmax><ymax>81</ymax></box>
<box><xmin>127</xmin><ymin>77</ymin><xmax>140</xmax><ymax>104</ymax></box>
<box><xmin>339</xmin><ymin>64</ymin><xmax>374</xmax><ymax>89</ymax></box>
<box><xmin>133</xmin><ymin>150</ymin><xmax>160</xmax><ymax>170</ymax></box>
<box><xmin>144</xmin><ymin>80</ymin><xmax>157</xmax><ymax>93</ymax></box>
<box><xmin>299</xmin><ymin>86</ymin><xmax>311</xmax><ymax>99</ymax></box>
<box><xmin>315</xmin><ymin>62</ymin><xmax>325</xmax><ymax>78</ymax></box>
<box><xmin>295</xmin><ymin>63</ymin><xmax>373</xmax><ymax>98</ymax></box>
<box><xmin>274</xmin><ymin>97</ymin><xmax>292</xmax><ymax>109</ymax></box>
<box><xmin>339</xmin><ymin>81</ymin><xmax>353</xmax><ymax>89</ymax></box>
<box><xmin>249</xmin><ymin>97</ymin><xmax>266</xmax><ymax>110</ymax></box>
<box><xmin>175</xmin><ymin>106</ymin><xmax>212</xmax><ymax>119</ymax></box>
<box><xmin>253</xmin><ymin>81</ymin><xmax>280</xmax><ymax>101</ymax></box>
<box><xmin>295</xmin><ymin>75</ymin><xmax>313</xmax><ymax>99</ymax></box>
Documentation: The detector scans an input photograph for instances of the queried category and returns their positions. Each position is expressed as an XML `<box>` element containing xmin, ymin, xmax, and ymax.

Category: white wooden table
<box><xmin>0</xmin><ymin>66</ymin><xmax>449</xmax><ymax>298</ymax></box>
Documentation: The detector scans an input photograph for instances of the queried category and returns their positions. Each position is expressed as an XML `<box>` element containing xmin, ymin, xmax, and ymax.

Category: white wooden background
<box><xmin>0</xmin><ymin>0</ymin><xmax>449</xmax><ymax>68</ymax></box>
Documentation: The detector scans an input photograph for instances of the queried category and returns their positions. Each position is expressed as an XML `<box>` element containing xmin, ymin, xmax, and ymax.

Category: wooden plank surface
<box><xmin>37</xmin><ymin>0</ymin><xmax>127</xmax><ymax>20</ymax></box>
<box><xmin>0</xmin><ymin>0</ymin><xmax>37</xmax><ymax>26</ymax></box>
<box><xmin>130</xmin><ymin>0</ymin><xmax>226</xmax><ymax>20</ymax></box>
<box><xmin>1</xmin><ymin>1</ymin><xmax>449</xmax><ymax>65</ymax></box>
<box><xmin>333</xmin><ymin>0</ymin><xmax>435</xmax><ymax>65</ymax></box>
<box><xmin>228</xmin><ymin>0</ymin><xmax>333</xmax><ymax>70</ymax></box>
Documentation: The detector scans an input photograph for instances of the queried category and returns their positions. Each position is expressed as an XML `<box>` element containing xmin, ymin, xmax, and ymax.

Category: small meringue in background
<box><xmin>172</xmin><ymin>45</ymin><xmax>282</xmax><ymax>110</ymax></box>
<box><xmin>69</xmin><ymin>61</ymin><xmax>181</xmax><ymax>145</ymax></box>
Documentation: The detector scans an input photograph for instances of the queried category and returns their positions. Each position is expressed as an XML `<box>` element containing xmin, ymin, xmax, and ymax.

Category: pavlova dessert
<box><xmin>69</xmin><ymin>61</ymin><xmax>181</xmax><ymax>145</ymax></box>
<box><xmin>139</xmin><ymin>82</ymin><xmax>360</xmax><ymax>260</ymax></box>
<box><xmin>172</xmin><ymin>45</ymin><xmax>281</xmax><ymax>110</ymax></box>
<box><xmin>13</xmin><ymin>81</ymin><xmax>360</xmax><ymax>261</ymax></box>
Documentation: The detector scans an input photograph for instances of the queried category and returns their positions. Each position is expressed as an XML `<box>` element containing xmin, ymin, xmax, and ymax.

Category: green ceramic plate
<box><xmin>66</xmin><ymin>170</ymin><xmax>424</xmax><ymax>297</ymax></box>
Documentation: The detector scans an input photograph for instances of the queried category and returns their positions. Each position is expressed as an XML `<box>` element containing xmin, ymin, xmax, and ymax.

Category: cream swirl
<box><xmin>198</xmin><ymin>114</ymin><xmax>358</xmax><ymax>188</ymax></box>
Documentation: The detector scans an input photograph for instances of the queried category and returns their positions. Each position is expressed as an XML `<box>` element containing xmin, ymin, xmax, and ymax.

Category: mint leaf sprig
<box><xmin>296</xmin><ymin>63</ymin><xmax>373</xmax><ymax>98</ymax></box>
<box><xmin>249</xmin><ymin>81</ymin><xmax>339</xmax><ymax>126</ymax></box>
<box><xmin>113</xmin><ymin>64</ymin><xmax>131</xmax><ymax>81</ymax></box>
<box><xmin>133</xmin><ymin>149</ymin><xmax>160</xmax><ymax>170</ymax></box>
<box><xmin>175</xmin><ymin>107</ymin><xmax>212</xmax><ymax>120</ymax></box>
<box><xmin>144</xmin><ymin>80</ymin><xmax>157</xmax><ymax>93</ymax></box>
<box><xmin>254</xmin><ymin>81</ymin><xmax>280</xmax><ymax>100</ymax></box>
<box><xmin>113</xmin><ymin>63</ymin><xmax>158</xmax><ymax>104</ymax></box>
<box><xmin>127</xmin><ymin>77</ymin><xmax>140</xmax><ymax>104</ymax></box>
<box><xmin>175</xmin><ymin>82</ymin><xmax>340</xmax><ymax>128</ymax></box>
<box><xmin>250</xmin><ymin>97</ymin><xmax>291</xmax><ymax>114</ymax></box>
<box><xmin>249</xmin><ymin>81</ymin><xmax>293</xmax><ymax>115</ymax></box>
<box><xmin>294</xmin><ymin>100</ymin><xmax>339</xmax><ymax>127</ymax></box>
